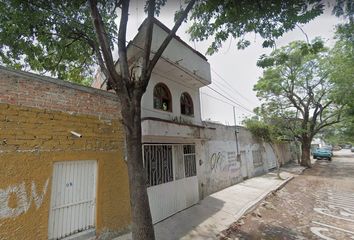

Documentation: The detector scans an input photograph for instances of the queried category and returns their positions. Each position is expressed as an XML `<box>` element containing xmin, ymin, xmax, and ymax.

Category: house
<box><xmin>0</xmin><ymin>18</ymin><xmax>299</xmax><ymax>240</ymax></box>
<box><xmin>93</xmin><ymin>18</ymin><xmax>300</xmax><ymax>225</ymax></box>
<box><xmin>93</xmin><ymin>18</ymin><xmax>212</xmax><ymax>224</ymax></box>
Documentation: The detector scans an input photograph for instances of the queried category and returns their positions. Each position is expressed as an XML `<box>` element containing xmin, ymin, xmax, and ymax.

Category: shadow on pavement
<box><xmin>155</xmin><ymin>196</ymin><xmax>226</xmax><ymax>240</ymax></box>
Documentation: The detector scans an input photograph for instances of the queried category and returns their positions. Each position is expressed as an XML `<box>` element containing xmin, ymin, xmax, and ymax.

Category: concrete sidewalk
<box><xmin>115</xmin><ymin>166</ymin><xmax>305</xmax><ymax>240</ymax></box>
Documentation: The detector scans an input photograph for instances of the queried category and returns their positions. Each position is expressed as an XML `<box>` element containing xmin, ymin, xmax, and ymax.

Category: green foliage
<box><xmin>326</xmin><ymin>22</ymin><xmax>354</xmax><ymax>140</ymax></box>
<box><xmin>332</xmin><ymin>0</ymin><xmax>354</xmax><ymax>22</ymax></box>
<box><xmin>244</xmin><ymin>119</ymin><xmax>273</xmax><ymax>143</ymax></box>
<box><xmin>188</xmin><ymin>0</ymin><xmax>324</xmax><ymax>54</ymax></box>
<box><xmin>329</xmin><ymin>23</ymin><xmax>354</xmax><ymax>108</ymax></box>
<box><xmin>253</xmin><ymin>39</ymin><xmax>342</xmax><ymax>143</ymax></box>
<box><xmin>0</xmin><ymin>0</ymin><xmax>118</xmax><ymax>85</ymax></box>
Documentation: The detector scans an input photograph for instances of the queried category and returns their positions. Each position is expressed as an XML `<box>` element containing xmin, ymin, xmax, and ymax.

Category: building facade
<box><xmin>92</xmin><ymin>18</ymin><xmax>299</xmax><ymax>225</ymax></box>
<box><xmin>0</xmin><ymin>67</ymin><xmax>131</xmax><ymax>239</ymax></box>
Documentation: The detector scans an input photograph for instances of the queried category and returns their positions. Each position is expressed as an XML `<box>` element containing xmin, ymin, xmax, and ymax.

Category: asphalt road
<box><xmin>221</xmin><ymin>149</ymin><xmax>354</xmax><ymax>240</ymax></box>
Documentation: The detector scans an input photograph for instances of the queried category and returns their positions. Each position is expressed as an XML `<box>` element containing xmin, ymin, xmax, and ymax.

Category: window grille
<box><xmin>184</xmin><ymin>145</ymin><xmax>196</xmax><ymax>177</ymax></box>
<box><xmin>143</xmin><ymin>145</ymin><xmax>173</xmax><ymax>187</ymax></box>
<box><xmin>143</xmin><ymin>144</ymin><xmax>197</xmax><ymax>187</ymax></box>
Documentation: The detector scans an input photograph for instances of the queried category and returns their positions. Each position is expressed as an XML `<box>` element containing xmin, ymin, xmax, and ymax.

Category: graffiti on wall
<box><xmin>0</xmin><ymin>179</ymin><xmax>49</xmax><ymax>219</ymax></box>
<box><xmin>210</xmin><ymin>152</ymin><xmax>223</xmax><ymax>171</ymax></box>
<box><xmin>209</xmin><ymin>151</ymin><xmax>240</xmax><ymax>173</ymax></box>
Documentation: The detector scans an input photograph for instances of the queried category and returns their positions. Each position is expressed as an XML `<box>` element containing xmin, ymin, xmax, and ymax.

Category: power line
<box><xmin>211</xmin><ymin>81</ymin><xmax>255</xmax><ymax>110</ymax></box>
<box><xmin>211</xmin><ymin>68</ymin><xmax>258</xmax><ymax>105</ymax></box>
<box><xmin>28</xmin><ymin>3</ymin><xmax>256</xmax><ymax>115</ymax></box>
<box><xmin>201</xmin><ymin>92</ymin><xmax>254</xmax><ymax>117</ymax></box>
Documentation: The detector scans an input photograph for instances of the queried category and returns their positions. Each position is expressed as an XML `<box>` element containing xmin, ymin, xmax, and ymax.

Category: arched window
<box><xmin>180</xmin><ymin>92</ymin><xmax>194</xmax><ymax>116</ymax></box>
<box><xmin>153</xmin><ymin>83</ymin><xmax>172</xmax><ymax>112</ymax></box>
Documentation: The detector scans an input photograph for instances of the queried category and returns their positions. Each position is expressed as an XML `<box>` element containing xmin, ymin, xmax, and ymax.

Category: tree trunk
<box><xmin>121</xmin><ymin>96</ymin><xmax>155</xmax><ymax>240</ymax></box>
<box><xmin>300</xmin><ymin>138</ymin><xmax>312</xmax><ymax>168</ymax></box>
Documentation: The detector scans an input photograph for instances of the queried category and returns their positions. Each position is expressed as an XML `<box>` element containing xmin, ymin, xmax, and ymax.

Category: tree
<box><xmin>244</xmin><ymin>119</ymin><xmax>283</xmax><ymax>179</ymax></box>
<box><xmin>188</xmin><ymin>0</ymin><xmax>324</xmax><ymax>54</ymax></box>
<box><xmin>0</xmin><ymin>0</ymin><xmax>196</xmax><ymax>239</ymax></box>
<box><xmin>254</xmin><ymin>39</ymin><xmax>343</xmax><ymax>167</ymax></box>
<box><xmin>322</xmin><ymin>21</ymin><xmax>354</xmax><ymax>144</ymax></box>
<box><xmin>0</xmin><ymin>1</ymin><xmax>336</xmax><ymax>239</ymax></box>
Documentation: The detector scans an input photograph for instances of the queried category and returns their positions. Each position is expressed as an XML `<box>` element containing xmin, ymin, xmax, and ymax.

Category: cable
<box><xmin>211</xmin><ymin>68</ymin><xmax>258</xmax><ymax>105</ymax></box>
<box><xmin>211</xmin><ymin>81</ymin><xmax>255</xmax><ymax>110</ymax></box>
<box><xmin>28</xmin><ymin>3</ymin><xmax>256</xmax><ymax>115</ymax></box>
<box><xmin>201</xmin><ymin>92</ymin><xmax>254</xmax><ymax>116</ymax></box>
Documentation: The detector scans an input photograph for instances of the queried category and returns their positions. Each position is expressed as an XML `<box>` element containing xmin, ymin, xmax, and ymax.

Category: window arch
<box><xmin>153</xmin><ymin>83</ymin><xmax>172</xmax><ymax>112</ymax></box>
<box><xmin>180</xmin><ymin>92</ymin><xmax>194</xmax><ymax>116</ymax></box>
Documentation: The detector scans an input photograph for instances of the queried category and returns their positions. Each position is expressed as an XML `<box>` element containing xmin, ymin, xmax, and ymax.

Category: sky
<box><xmin>123</xmin><ymin>1</ymin><xmax>345</xmax><ymax>125</ymax></box>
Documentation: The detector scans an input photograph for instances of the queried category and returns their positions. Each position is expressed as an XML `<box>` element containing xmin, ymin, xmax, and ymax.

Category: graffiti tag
<box><xmin>210</xmin><ymin>152</ymin><xmax>223</xmax><ymax>171</ymax></box>
<box><xmin>0</xmin><ymin>179</ymin><xmax>49</xmax><ymax>219</ymax></box>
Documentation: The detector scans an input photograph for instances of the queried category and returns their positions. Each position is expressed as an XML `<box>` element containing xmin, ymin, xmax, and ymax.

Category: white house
<box><xmin>92</xmin><ymin>18</ymin><xmax>212</xmax><ymax>223</ymax></box>
<box><xmin>92</xmin><ymin>18</ymin><xmax>298</xmax><ymax>225</ymax></box>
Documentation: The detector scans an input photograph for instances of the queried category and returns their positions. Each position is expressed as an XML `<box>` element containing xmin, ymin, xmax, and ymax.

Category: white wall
<box><xmin>198</xmin><ymin>123</ymin><xmax>298</xmax><ymax>198</ymax></box>
<box><xmin>150</xmin><ymin>24</ymin><xmax>211</xmax><ymax>85</ymax></box>
<box><xmin>141</xmin><ymin>72</ymin><xmax>203</xmax><ymax>125</ymax></box>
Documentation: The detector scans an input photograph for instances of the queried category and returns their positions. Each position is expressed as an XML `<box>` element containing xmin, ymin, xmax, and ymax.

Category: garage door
<box><xmin>48</xmin><ymin>160</ymin><xmax>97</xmax><ymax>240</ymax></box>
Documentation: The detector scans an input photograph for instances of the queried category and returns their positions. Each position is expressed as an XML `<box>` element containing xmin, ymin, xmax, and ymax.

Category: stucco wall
<box><xmin>0</xmin><ymin>68</ymin><xmax>130</xmax><ymax>239</ymax></box>
<box><xmin>199</xmin><ymin>123</ymin><xmax>298</xmax><ymax>197</ymax></box>
<box><xmin>140</xmin><ymin>72</ymin><xmax>203</xmax><ymax>126</ymax></box>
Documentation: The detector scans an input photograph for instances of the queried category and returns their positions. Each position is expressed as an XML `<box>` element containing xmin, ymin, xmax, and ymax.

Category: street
<box><xmin>221</xmin><ymin>149</ymin><xmax>354</xmax><ymax>240</ymax></box>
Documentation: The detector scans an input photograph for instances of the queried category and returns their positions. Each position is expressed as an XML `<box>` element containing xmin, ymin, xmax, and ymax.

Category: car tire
<box><xmin>328</xmin><ymin>157</ymin><xmax>332</xmax><ymax>161</ymax></box>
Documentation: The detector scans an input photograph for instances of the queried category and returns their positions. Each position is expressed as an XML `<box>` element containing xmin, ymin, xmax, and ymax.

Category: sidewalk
<box><xmin>115</xmin><ymin>165</ymin><xmax>306</xmax><ymax>240</ymax></box>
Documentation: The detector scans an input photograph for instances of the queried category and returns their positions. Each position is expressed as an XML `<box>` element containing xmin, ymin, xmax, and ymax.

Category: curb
<box><xmin>233</xmin><ymin>175</ymin><xmax>295</xmax><ymax>222</ymax></box>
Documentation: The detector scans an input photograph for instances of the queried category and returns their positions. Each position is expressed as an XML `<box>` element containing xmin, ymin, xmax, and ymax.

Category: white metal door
<box><xmin>144</xmin><ymin>144</ymin><xmax>199</xmax><ymax>223</ymax></box>
<box><xmin>48</xmin><ymin>160</ymin><xmax>97</xmax><ymax>240</ymax></box>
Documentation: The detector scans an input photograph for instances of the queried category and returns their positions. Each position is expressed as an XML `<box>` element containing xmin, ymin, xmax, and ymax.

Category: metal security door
<box><xmin>144</xmin><ymin>144</ymin><xmax>199</xmax><ymax>223</ymax></box>
<box><xmin>48</xmin><ymin>160</ymin><xmax>97</xmax><ymax>240</ymax></box>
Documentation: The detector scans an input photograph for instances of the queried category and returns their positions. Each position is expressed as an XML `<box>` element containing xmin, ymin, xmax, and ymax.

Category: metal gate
<box><xmin>144</xmin><ymin>144</ymin><xmax>199</xmax><ymax>223</ymax></box>
<box><xmin>48</xmin><ymin>160</ymin><xmax>97</xmax><ymax>240</ymax></box>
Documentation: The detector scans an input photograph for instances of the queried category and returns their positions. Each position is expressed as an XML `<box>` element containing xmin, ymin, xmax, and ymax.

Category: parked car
<box><xmin>351</xmin><ymin>147</ymin><xmax>354</xmax><ymax>152</ymax></box>
<box><xmin>323</xmin><ymin>146</ymin><xmax>333</xmax><ymax>156</ymax></box>
<box><xmin>333</xmin><ymin>146</ymin><xmax>342</xmax><ymax>151</ymax></box>
<box><xmin>313</xmin><ymin>148</ymin><xmax>332</xmax><ymax>161</ymax></box>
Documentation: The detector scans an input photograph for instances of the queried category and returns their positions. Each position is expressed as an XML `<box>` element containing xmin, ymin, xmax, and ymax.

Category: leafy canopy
<box><xmin>322</xmin><ymin>22</ymin><xmax>354</xmax><ymax>143</ymax></box>
<box><xmin>188</xmin><ymin>0</ymin><xmax>324</xmax><ymax>54</ymax></box>
<box><xmin>254</xmin><ymin>38</ymin><xmax>342</xmax><ymax>142</ymax></box>
<box><xmin>0</xmin><ymin>0</ymin><xmax>118</xmax><ymax>85</ymax></box>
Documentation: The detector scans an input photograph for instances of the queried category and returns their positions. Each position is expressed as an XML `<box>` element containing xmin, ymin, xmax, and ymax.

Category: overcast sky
<box><xmin>124</xmin><ymin>1</ymin><xmax>345</xmax><ymax>125</ymax></box>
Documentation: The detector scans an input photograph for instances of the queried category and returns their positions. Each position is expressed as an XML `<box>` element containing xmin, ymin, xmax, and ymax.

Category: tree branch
<box><xmin>144</xmin><ymin>0</ymin><xmax>196</xmax><ymax>84</ymax></box>
<box><xmin>88</xmin><ymin>0</ymin><xmax>122</xmax><ymax>91</ymax></box>
<box><xmin>140</xmin><ymin>0</ymin><xmax>156</xmax><ymax>87</ymax></box>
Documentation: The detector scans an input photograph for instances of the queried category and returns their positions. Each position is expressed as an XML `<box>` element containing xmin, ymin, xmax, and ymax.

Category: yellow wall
<box><xmin>0</xmin><ymin>103</ymin><xmax>131</xmax><ymax>239</ymax></box>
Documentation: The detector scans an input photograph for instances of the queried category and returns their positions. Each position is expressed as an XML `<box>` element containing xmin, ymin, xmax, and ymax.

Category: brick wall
<box><xmin>0</xmin><ymin>67</ymin><xmax>130</xmax><ymax>239</ymax></box>
<box><xmin>0</xmin><ymin>66</ymin><xmax>120</xmax><ymax>119</ymax></box>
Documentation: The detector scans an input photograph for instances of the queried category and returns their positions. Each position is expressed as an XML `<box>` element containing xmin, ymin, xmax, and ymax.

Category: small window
<box><xmin>153</xmin><ymin>83</ymin><xmax>172</xmax><ymax>112</ymax></box>
<box><xmin>184</xmin><ymin>145</ymin><xmax>196</xmax><ymax>177</ymax></box>
<box><xmin>180</xmin><ymin>92</ymin><xmax>194</xmax><ymax>116</ymax></box>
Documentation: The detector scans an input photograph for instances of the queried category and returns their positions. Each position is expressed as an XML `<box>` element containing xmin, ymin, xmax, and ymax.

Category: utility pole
<box><xmin>233</xmin><ymin>106</ymin><xmax>239</xmax><ymax>155</ymax></box>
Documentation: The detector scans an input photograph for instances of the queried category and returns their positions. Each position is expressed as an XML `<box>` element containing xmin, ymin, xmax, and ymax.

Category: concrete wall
<box><xmin>199</xmin><ymin>122</ymin><xmax>298</xmax><ymax>198</ymax></box>
<box><xmin>141</xmin><ymin>73</ymin><xmax>203</xmax><ymax>126</ymax></box>
<box><xmin>0</xmin><ymin>67</ymin><xmax>130</xmax><ymax>239</ymax></box>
